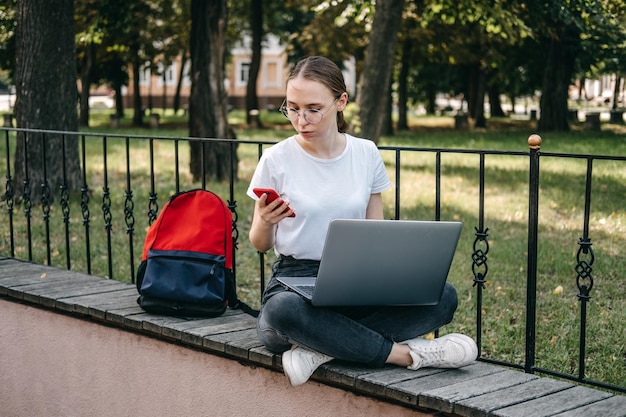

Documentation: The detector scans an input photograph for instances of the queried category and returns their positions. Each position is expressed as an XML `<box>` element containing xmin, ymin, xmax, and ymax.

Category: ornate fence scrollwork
<box><xmin>472</xmin><ymin>227</ymin><xmax>489</xmax><ymax>288</ymax></box>
<box><xmin>101</xmin><ymin>188</ymin><xmax>112</xmax><ymax>232</ymax></box>
<box><xmin>147</xmin><ymin>192</ymin><xmax>158</xmax><ymax>225</ymax></box>
<box><xmin>575</xmin><ymin>237</ymin><xmax>594</xmax><ymax>301</ymax></box>
<box><xmin>124</xmin><ymin>190</ymin><xmax>135</xmax><ymax>235</ymax></box>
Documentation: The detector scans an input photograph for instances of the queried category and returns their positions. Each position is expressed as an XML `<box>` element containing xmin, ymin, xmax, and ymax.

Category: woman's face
<box><xmin>285</xmin><ymin>77</ymin><xmax>345</xmax><ymax>142</ymax></box>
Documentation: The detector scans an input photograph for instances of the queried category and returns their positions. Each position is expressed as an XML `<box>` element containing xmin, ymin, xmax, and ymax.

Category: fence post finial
<box><xmin>528</xmin><ymin>134</ymin><xmax>542</xmax><ymax>149</ymax></box>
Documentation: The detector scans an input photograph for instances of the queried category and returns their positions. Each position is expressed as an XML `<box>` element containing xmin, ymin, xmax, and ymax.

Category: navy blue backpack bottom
<box><xmin>136</xmin><ymin>294</ymin><xmax>227</xmax><ymax>317</ymax></box>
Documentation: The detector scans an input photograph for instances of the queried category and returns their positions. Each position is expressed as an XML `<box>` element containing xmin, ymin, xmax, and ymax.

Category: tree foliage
<box><xmin>518</xmin><ymin>0</ymin><xmax>626</xmax><ymax>130</ymax></box>
<box><xmin>0</xmin><ymin>0</ymin><xmax>16</xmax><ymax>81</ymax></box>
<box><xmin>2</xmin><ymin>0</ymin><xmax>626</xmax><ymax>140</ymax></box>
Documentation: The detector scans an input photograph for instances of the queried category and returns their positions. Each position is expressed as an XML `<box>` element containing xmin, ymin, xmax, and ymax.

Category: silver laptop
<box><xmin>277</xmin><ymin>219</ymin><xmax>462</xmax><ymax>306</ymax></box>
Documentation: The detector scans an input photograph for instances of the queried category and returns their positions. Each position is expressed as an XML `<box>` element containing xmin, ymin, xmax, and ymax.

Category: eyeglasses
<box><xmin>279</xmin><ymin>98</ymin><xmax>338</xmax><ymax>124</ymax></box>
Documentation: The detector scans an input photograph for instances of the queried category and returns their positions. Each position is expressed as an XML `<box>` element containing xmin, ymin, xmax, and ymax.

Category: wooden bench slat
<box><xmin>551</xmin><ymin>394</ymin><xmax>626</xmax><ymax>417</ymax></box>
<box><xmin>420</xmin><ymin>369</ymin><xmax>539</xmax><ymax>413</ymax></box>
<box><xmin>204</xmin><ymin>327</ymin><xmax>262</xmax><ymax>358</ymax></box>
<box><xmin>490</xmin><ymin>385</ymin><xmax>614</xmax><ymax>417</ymax></box>
<box><xmin>380</xmin><ymin>363</ymin><xmax>501</xmax><ymax>406</ymax></box>
<box><xmin>453</xmin><ymin>377</ymin><xmax>573</xmax><ymax>417</ymax></box>
<box><xmin>56</xmin><ymin>287</ymin><xmax>139</xmax><ymax>313</ymax></box>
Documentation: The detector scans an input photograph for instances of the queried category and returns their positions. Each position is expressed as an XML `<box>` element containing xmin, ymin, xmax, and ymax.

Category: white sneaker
<box><xmin>282</xmin><ymin>346</ymin><xmax>333</xmax><ymax>386</ymax></box>
<box><xmin>403</xmin><ymin>333</ymin><xmax>478</xmax><ymax>370</ymax></box>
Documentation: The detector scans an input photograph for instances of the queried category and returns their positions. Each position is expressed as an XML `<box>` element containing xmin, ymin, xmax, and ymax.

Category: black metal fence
<box><xmin>1</xmin><ymin>127</ymin><xmax>624</xmax><ymax>394</ymax></box>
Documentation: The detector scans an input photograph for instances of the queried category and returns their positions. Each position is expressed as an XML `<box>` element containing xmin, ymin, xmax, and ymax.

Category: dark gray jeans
<box><xmin>256</xmin><ymin>255</ymin><xmax>459</xmax><ymax>367</ymax></box>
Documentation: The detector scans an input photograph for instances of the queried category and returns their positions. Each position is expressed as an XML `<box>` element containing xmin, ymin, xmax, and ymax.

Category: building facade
<box><xmin>125</xmin><ymin>35</ymin><xmax>289</xmax><ymax>112</ymax></box>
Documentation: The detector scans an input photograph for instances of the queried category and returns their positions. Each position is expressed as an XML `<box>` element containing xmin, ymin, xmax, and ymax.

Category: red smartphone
<box><xmin>253</xmin><ymin>188</ymin><xmax>296</xmax><ymax>217</ymax></box>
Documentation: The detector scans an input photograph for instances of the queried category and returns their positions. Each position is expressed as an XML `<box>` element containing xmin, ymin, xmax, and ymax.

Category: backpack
<box><xmin>136</xmin><ymin>188</ymin><xmax>258</xmax><ymax>318</ymax></box>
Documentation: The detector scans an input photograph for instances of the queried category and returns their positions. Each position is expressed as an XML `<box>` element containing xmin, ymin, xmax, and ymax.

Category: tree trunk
<box><xmin>106</xmin><ymin>54</ymin><xmax>126</xmax><ymax>118</ymax></box>
<box><xmin>426</xmin><ymin>85</ymin><xmax>436</xmax><ymax>115</ymax></box>
<box><xmin>131</xmin><ymin>42</ymin><xmax>144</xmax><ymax>126</ymax></box>
<box><xmin>397</xmin><ymin>40</ymin><xmax>411</xmax><ymax>131</ymax></box>
<box><xmin>467</xmin><ymin>64</ymin><xmax>487</xmax><ymax>128</ymax></box>
<box><xmin>381</xmin><ymin>76</ymin><xmax>394</xmax><ymax>136</ymax></box>
<box><xmin>79</xmin><ymin>42</ymin><xmax>96</xmax><ymax>127</ymax></box>
<box><xmin>538</xmin><ymin>28</ymin><xmax>579</xmax><ymax>132</ymax></box>
<box><xmin>173</xmin><ymin>53</ymin><xmax>187</xmax><ymax>114</ymax></box>
<box><xmin>488</xmin><ymin>83</ymin><xmax>505</xmax><ymax>117</ymax></box>
<box><xmin>611</xmin><ymin>74</ymin><xmax>621</xmax><ymax>111</ymax></box>
<box><xmin>509</xmin><ymin>94</ymin><xmax>516</xmax><ymax>115</ymax></box>
<box><xmin>357</xmin><ymin>0</ymin><xmax>405</xmax><ymax>143</ymax></box>
<box><xmin>245</xmin><ymin>0</ymin><xmax>263</xmax><ymax>128</ymax></box>
<box><xmin>188</xmin><ymin>0</ymin><xmax>237</xmax><ymax>183</ymax></box>
<box><xmin>114</xmin><ymin>83</ymin><xmax>124</xmax><ymax>118</ymax></box>
<box><xmin>13</xmin><ymin>0</ymin><xmax>82</xmax><ymax>203</ymax></box>
<box><xmin>578</xmin><ymin>77</ymin><xmax>585</xmax><ymax>103</ymax></box>
<box><xmin>161</xmin><ymin>70</ymin><xmax>167</xmax><ymax>113</ymax></box>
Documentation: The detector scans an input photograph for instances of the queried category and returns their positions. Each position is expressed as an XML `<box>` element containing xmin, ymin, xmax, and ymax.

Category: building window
<box><xmin>263</xmin><ymin>60</ymin><xmax>280</xmax><ymax>88</ymax></box>
<box><xmin>140</xmin><ymin>66</ymin><xmax>151</xmax><ymax>86</ymax></box>
<box><xmin>236</xmin><ymin>61</ymin><xmax>250</xmax><ymax>87</ymax></box>
<box><xmin>157</xmin><ymin>62</ymin><xmax>177</xmax><ymax>87</ymax></box>
<box><xmin>183</xmin><ymin>58</ymin><xmax>191</xmax><ymax>86</ymax></box>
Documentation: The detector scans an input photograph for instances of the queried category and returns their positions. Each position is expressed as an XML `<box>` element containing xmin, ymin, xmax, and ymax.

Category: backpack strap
<box><xmin>224</xmin><ymin>269</ymin><xmax>259</xmax><ymax>317</ymax></box>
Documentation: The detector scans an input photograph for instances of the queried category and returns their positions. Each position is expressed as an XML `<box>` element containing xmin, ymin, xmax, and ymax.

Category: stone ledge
<box><xmin>1</xmin><ymin>257</ymin><xmax>624</xmax><ymax>417</ymax></box>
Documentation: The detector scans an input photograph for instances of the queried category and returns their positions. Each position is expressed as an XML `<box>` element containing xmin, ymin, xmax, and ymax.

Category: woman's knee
<box><xmin>441</xmin><ymin>283</ymin><xmax>458</xmax><ymax>308</ymax></box>
<box><xmin>259</xmin><ymin>291</ymin><xmax>308</xmax><ymax>330</ymax></box>
<box><xmin>256</xmin><ymin>311</ymin><xmax>291</xmax><ymax>352</ymax></box>
<box><xmin>256</xmin><ymin>292</ymin><xmax>307</xmax><ymax>352</ymax></box>
<box><xmin>440</xmin><ymin>283</ymin><xmax>459</xmax><ymax>321</ymax></box>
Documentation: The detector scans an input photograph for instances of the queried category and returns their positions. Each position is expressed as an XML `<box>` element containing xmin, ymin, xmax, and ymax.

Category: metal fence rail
<box><xmin>0</xmin><ymin>127</ymin><xmax>624</xmax><ymax>394</ymax></box>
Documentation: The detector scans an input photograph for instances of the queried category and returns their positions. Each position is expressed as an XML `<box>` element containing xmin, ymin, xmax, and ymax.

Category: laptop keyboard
<box><xmin>293</xmin><ymin>284</ymin><xmax>315</xmax><ymax>297</ymax></box>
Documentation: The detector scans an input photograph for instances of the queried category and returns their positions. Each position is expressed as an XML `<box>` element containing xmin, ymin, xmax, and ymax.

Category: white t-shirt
<box><xmin>247</xmin><ymin>134</ymin><xmax>391</xmax><ymax>260</ymax></box>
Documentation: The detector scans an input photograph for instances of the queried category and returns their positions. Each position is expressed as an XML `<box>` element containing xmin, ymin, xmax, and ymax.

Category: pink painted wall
<box><xmin>0</xmin><ymin>299</ymin><xmax>431</xmax><ymax>417</ymax></box>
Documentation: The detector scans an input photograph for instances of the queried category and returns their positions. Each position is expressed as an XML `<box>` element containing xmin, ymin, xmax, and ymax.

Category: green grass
<box><xmin>1</xmin><ymin>110</ymin><xmax>624</xmax><ymax>391</ymax></box>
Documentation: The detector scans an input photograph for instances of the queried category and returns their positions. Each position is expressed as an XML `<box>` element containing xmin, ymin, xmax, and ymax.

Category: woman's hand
<box><xmin>249</xmin><ymin>193</ymin><xmax>294</xmax><ymax>252</ymax></box>
<box><xmin>256</xmin><ymin>192</ymin><xmax>295</xmax><ymax>224</ymax></box>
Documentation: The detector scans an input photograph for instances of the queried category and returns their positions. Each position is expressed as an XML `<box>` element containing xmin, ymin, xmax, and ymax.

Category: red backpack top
<box><xmin>140</xmin><ymin>189</ymin><xmax>233</xmax><ymax>268</ymax></box>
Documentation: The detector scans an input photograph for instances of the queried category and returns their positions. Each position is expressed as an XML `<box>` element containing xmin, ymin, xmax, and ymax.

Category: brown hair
<box><xmin>287</xmin><ymin>56</ymin><xmax>348</xmax><ymax>133</ymax></box>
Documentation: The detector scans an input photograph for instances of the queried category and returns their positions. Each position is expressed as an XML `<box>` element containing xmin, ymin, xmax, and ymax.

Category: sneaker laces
<box><xmin>407</xmin><ymin>342</ymin><xmax>448</xmax><ymax>369</ymax></box>
<box><xmin>299</xmin><ymin>347</ymin><xmax>332</xmax><ymax>369</ymax></box>
<box><xmin>404</xmin><ymin>334</ymin><xmax>477</xmax><ymax>370</ymax></box>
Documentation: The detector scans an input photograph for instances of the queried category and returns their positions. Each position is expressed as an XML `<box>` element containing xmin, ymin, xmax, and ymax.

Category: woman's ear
<box><xmin>337</xmin><ymin>92</ymin><xmax>349</xmax><ymax>111</ymax></box>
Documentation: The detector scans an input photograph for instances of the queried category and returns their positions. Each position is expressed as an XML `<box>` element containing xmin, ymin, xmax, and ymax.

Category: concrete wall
<box><xmin>0</xmin><ymin>299</ymin><xmax>429</xmax><ymax>417</ymax></box>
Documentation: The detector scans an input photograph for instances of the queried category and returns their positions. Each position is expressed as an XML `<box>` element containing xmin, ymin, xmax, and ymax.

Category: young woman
<box><xmin>247</xmin><ymin>56</ymin><xmax>477</xmax><ymax>386</ymax></box>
